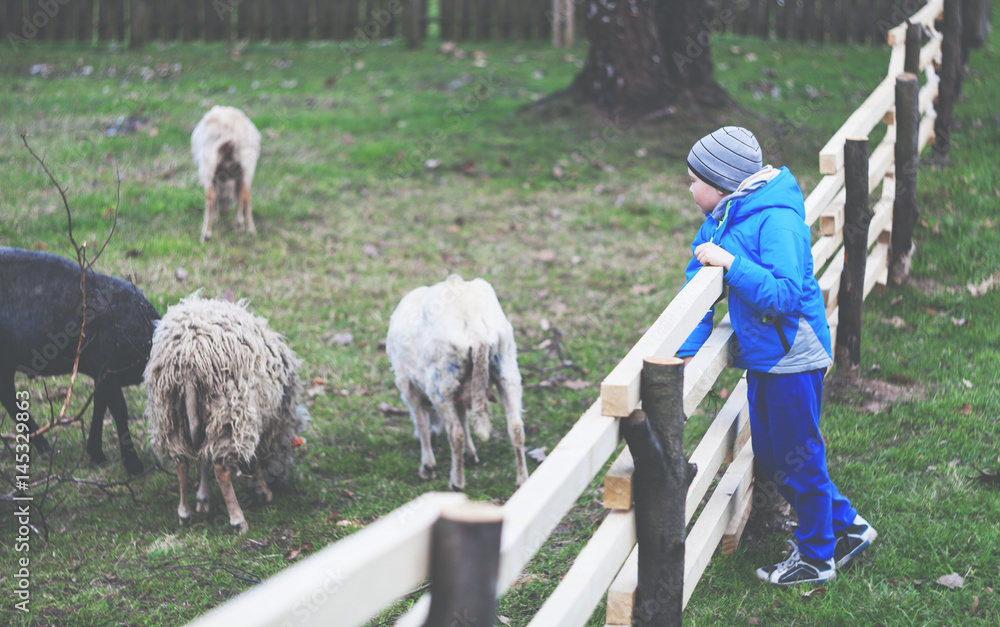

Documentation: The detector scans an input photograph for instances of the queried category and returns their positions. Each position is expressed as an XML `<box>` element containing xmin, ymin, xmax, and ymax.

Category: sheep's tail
<box><xmin>184</xmin><ymin>379</ymin><xmax>202</xmax><ymax>449</ymax></box>
<box><xmin>470</xmin><ymin>343</ymin><xmax>491</xmax><ymax>441</ymax></box>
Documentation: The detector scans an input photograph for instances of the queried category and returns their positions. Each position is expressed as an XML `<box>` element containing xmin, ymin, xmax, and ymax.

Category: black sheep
<box><xmin>0</xmin><ymin>247</ymin><xmax>160</xmax><ymax>475</ymax></box>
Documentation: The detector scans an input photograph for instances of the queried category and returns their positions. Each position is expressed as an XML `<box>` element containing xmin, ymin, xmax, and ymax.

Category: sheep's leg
<box><xmin>233</xmin><ymin>177</ymin><xmax>245</xmax><ymax>232</ymax></box>
<box><xmin>402</xmin><ymin>383</ymin><xmax>436</xmax><ymax>480</ymax></box>
<box><xmin>457</xmin><ymin>402</ymin><xmax>479</xmax><ymax>465</ymax></box>
<box><xmin>201</xmin><ymin>186</ymin><xmax>217</xmax><ymax>243</ymax></box>
<box><xmin>253</xmin><ymin>457</ymin><xmax>273</xmax><ymax>504</ymax></box>
<box><xmin>434</xmin><ymin>400</ymin><xmax>466</xmax><ymax>491</ymax></box>
<box><xmin>214</xmin><ymin>462</ymin><xmax>248</xmax><ymax>533</ymax></box>
<box><xmin>103</xmin><ymin>385</ymin><xmax>144</xmax><ymax>476</ymax></box>
<box><xmin>85</xmin><ymin>391</ymin><xmax>109</xmax><ymax>465</ymax></box>
<box><xmin>177</xmin><ymin>460</ymin><xmax>192</xmax><ymax>525</ymax></box>
<box><xmin>2</xmin><ymin>370</ymin><xmax>50</xmax><ymax>454</ymax></box>
<box><xmin>496</xmin><ymin>372</ymin><xmax>528</xmax><ymax>486</ymax></box>
<box><xmin>196</xmin><ymin>458</ymin><xmax>212</xmax><ymax>513</ymax></box>
<box><xmin>239</xmin><ymin>181</ymin><xmax>256</xmax><ymax>236</ymax></box>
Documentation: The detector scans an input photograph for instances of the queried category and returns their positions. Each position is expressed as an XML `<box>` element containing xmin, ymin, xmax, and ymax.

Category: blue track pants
<box><xmin>747</xmin><ymin>369</ymin><xmax>858</xmax><ymax>561</ymax></box>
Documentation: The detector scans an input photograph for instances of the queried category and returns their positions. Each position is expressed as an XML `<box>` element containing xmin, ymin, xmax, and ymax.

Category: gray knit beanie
<box><xmin>687</xmin><ymin>126</ymin><xmax>763</xmax><ymax>192</ymax></box>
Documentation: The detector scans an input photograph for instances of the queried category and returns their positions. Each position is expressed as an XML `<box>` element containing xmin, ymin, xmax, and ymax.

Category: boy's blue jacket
<box><xmin>678</xmin><ymin>167</ymin><xmax>833</xmax><ymax>374</ymax></box>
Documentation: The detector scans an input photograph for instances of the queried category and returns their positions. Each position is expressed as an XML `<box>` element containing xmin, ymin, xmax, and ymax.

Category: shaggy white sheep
<box><xmin>144</xmin><ymin>294</ymin><xmax>306</xmax><ymax>533</ymax></box>
<box><xmin>190</xmin><ymin>105</ymin><xmax>261</xmax><ymax>243</ymax></box>
<box><xmin>387</xmin><ymin>274</ymin><xmax>528</xmax><ymax>491</ymax></box>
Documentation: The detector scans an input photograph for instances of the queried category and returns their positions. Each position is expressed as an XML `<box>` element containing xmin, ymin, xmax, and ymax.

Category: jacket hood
<box><xmin>729</xmin><ymin>167</ymin><xmax>804</xmax><ymax>224</ymax></box>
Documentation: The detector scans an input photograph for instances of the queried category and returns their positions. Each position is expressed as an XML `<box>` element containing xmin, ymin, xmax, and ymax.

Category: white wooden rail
<box><xmin>183</xmin><ymin>6</ymin><xmax>944</xmax><ymax>626</ymax></box>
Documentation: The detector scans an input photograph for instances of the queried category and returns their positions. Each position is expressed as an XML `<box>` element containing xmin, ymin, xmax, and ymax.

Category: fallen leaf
<box><xmin>882</xmin><ymin>316</ymin><xmax>907</xmax><ymax>328</ymax></box>
<box><xmin>378</xmin><ymin>401</ymin><xmax>409</xmax><ymax>416</ymax></box>
<box><xmin>265</xmin><ymin>128</ymin><xmax>280</xmax><ymax>139</ymax></box>
<box><xmin>972</xmin><ymin>595</ymin><xmax>980</xmax><ymax>616</ymax></box>
<box><xmin>630</xmin><ymin>283</ymin><xmax>656</xmax><ymax>297</ymax></box>
<box><xmin>344</xmin><ymin>489</ymin><xmax>356</xmax><ymax>498</ymax></box>
<box><xmin>32</xmin><ymin>242</ymin><xmax>48</xmax><ymax>250</ymax></box>
<box><xmin>326</xmin><ymin>332</ymin><xmax>354</xmax><ymax>346</ymax></box>
<box><xmin>951</xmin><ymin>317</ymin><xmax>968</xmax><ymax>327</ymax></box>
<box><xmin>362</xmin><ymin>243</ymin><xmax>379</xmax><ymax>258</ymax></box>
<box><xmin>527</xmin><ymin>447</ymin><xmax>547</xmax><ymax>462</ymax></box>
<box><xmin>535</xmin><ymin>338</ymin><xmax>552</xmax><ymax>350</ymax></box>
<box><xmin>336</xmin><ymin>519</ymin><xmax>360</xmax><ymax>528</ymax></box>
<box><xmin>284</xmin><ymin>548</ymin><xmax>300</xmax><ymax>561</ymax></box>
<box><xmin>548</xmin><ymin>301</ymin><xmax>568</xmax><ymax>315</ymax></box>
<box><xmin>341</xmin><ymin>133</ymin><xmax>355</xmax><ymax>146</ymax></box>
<box><xmin>962</xmin><ymin>379</ymin><xmax>973</xmax><ymax>389</ymax></box>
<box><xmin>175</xmin><ymin>267</ymin><xmax>189</xmax><ymax>282</ymax></box>
<box><xmin>957</xmin><ymin>403</ymin><xmax>973</xmax><ymax>415</ymax></box>
<box><xmin>802</xmin><ymin>587</ymin><xmax>827</xmax><ymax>601</ymax></box>
<box><xmin>562</xmin><ymin>379</ymin><xmax>590</xmax><ymax>391</ymax></box>
<box><xmin>327</xmin><ymin>510</ymin><xmax>340</xmax><ymax>522</ymax></box>
<box><xmin>531</xmin><ymin>249</ymin><xmax>557</xmax><ymax>263</ymax></box>
<box><xmin>497</xmin><ymin>616</ymin><xmax>512</xmax><ymax>626</ymax></box>
<box><xmin>552</xmin><ymin>165</ymin><xmax>564</xmax><ymax>180</ymax></box>
<box><xmin>304</xmin><ymin>385</ymin><xmax>326</xmax><ymax>398</ymax></box>
<box><xmin>967</xmin><ymin>272</ymin><xmax>998</xmax><ymax>297</ymax></box>
<box><xmin>937</xmin><ymin>573</ymin><xmax>965</xmax><ymax>589</ymax></box>
<box><xmin>748</xmin><ymin>618</ymin><xmax>760</xmax><ymax>626</ymax></box>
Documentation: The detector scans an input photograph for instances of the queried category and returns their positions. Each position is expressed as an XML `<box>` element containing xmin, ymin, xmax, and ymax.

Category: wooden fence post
<box><xmin>903</xmin><ymin>21</ymin><xmax>922</xmax><ymax>74</ymax></box>
<box><xmin>834</xmin><ymin>137</ymin><xmax>872</xmax><ymax>377</ymax></box>
<box><xmin>932</xmin><ymin>0</ymin><xmax>962</xmax><ymax>165</ymax></box>
<box><xmin>423</xmin><ymin>502</ymin><xmax>503</xmax><ymax>627</ymax></box>
<box><xmin>890</xmin><ymin>74</ymin><xmax>920</xmax><ymax>286</ymax></box>
<box><xmin>619</xmin><ymin>356</ymin><xmax>696</xmax><ymax>627</ymax></box>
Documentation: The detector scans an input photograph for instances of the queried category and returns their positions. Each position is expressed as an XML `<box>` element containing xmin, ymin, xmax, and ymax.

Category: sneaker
<box><xmin>834</xmin><ymin>514</ymin><xmax>878</xmax><ymax>569</ymax></box>
<box><xmin>756</xmin><ymin>540</ymin><xmax>836</xmax><ymax>585</ymax></box>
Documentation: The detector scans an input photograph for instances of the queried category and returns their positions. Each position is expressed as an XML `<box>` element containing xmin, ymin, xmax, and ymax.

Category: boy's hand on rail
<box><xmin>695</xmin><ymin>242</ymin><xmax>735</xmax><ymax>271</ymax></box>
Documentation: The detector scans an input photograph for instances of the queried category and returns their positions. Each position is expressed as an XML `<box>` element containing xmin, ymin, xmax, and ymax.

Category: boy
<box><xmin>677</xmin><ymin>126</ymin><xmax>877</xmax><ymax>585</ymax></box>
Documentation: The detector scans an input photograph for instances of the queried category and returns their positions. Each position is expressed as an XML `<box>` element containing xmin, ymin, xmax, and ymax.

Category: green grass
<box><xmin>0</xmin><ymin>23</ymin><xmax>998</xmax><ymax>627</ymax></box>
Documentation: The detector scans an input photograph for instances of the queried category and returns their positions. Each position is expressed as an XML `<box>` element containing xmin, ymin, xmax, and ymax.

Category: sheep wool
<box><xmin>144</xmin><ymin>294</ymin><xmax>304</xmax><ymax>532</ymax></box>
<box><xmin>387</xmin><ymin>274</ymin><xmax>528</xmax><ymax>491</ymax></box>
<box><xmin>190</xmin><ymin>105</ymin><xmax>261</xmax><ymax>242</ymax></box>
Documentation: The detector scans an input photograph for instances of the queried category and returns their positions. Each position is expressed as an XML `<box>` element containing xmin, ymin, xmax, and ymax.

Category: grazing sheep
<box><xmin>0</xmin><ymin>247</ymin><xmax>159</xmax><ymax>475</ymax></box>
<box><xmin>190</xmin><ymin>105</ymin><xmax>261</xmax><ymax>243</ymax></box>
<box><xmin>144</xmin><ymin>294</ymin><xmax>305</xmax><ymax>533</ymax></box>
<box><xmin>386</xmin><ymin>274</ymin><xmax>528</xmax><ymax>491</ymax></box>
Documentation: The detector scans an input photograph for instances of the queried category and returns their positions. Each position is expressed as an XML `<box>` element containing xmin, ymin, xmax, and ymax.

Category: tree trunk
<box><xmin>568</xmin><ymin>0</ymin><xmax>674</xmax><ymax>116</ymax></box>
<box><xmin>657</xmin><ymin>0</ymin><xmax>730</xmax><ymax>105</ymax></box>
<box><xmin>568</xmin><ymin>0</ymin><xmax>729</xmax><ymax>116</ymax></box>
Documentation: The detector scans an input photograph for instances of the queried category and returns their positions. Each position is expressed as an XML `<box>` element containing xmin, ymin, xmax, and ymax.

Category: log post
<box><xmin>620</xmin><ymin>356</ymin><xmax>696</xmax><ymax>627</ymax></box>
<box><xmin>423</xmin><ymin>502</ymin><xmax>503</xmax><ymax>627</ymax></box>
<box><xmin>903</xmin><ymin>21</ymin><xmax>922</xmax><ymax>75</ymax></box>
<box><xmin>932</xmin><ymin>0</ymin><xmax>962</xmax><ymax>165</ymax></box>
<box><xmin>834</xmin><ymin>138</ymin><xmax>872</xmax><ymax>378</ymax></box>
<box><xmin>890</xmin><ymin>74</ymin><xmax>920</xmax><ymax>286</ymax></box>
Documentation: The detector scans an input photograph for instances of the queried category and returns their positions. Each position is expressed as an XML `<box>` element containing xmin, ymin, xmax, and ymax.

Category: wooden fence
<box><xmin>1</xmin><ymin>0</ymin><xmax>946</xmax><ymax>47</ymax></box>
<box><xmin>179</xmin><ymin>1</ymin><xmax>949</xmax><ymax>625</ymax></box>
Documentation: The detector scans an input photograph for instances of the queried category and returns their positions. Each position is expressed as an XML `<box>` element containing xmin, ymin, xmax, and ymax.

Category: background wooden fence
<box><xmin>2</xmin><ymin>0</ymin><xmax>954</xmax><ymax>48</ymax></box>
<box><xmin>181</xmin><ymin>1</ymin><xmax>950</xmax><ymax>625</ymax></box>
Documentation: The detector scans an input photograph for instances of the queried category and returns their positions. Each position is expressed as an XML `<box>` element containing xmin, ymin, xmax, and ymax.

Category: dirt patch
<box><xmin>825</xmin><ymin>372</ymin><xmax>929</xmax><ymax>414</ymax></box>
